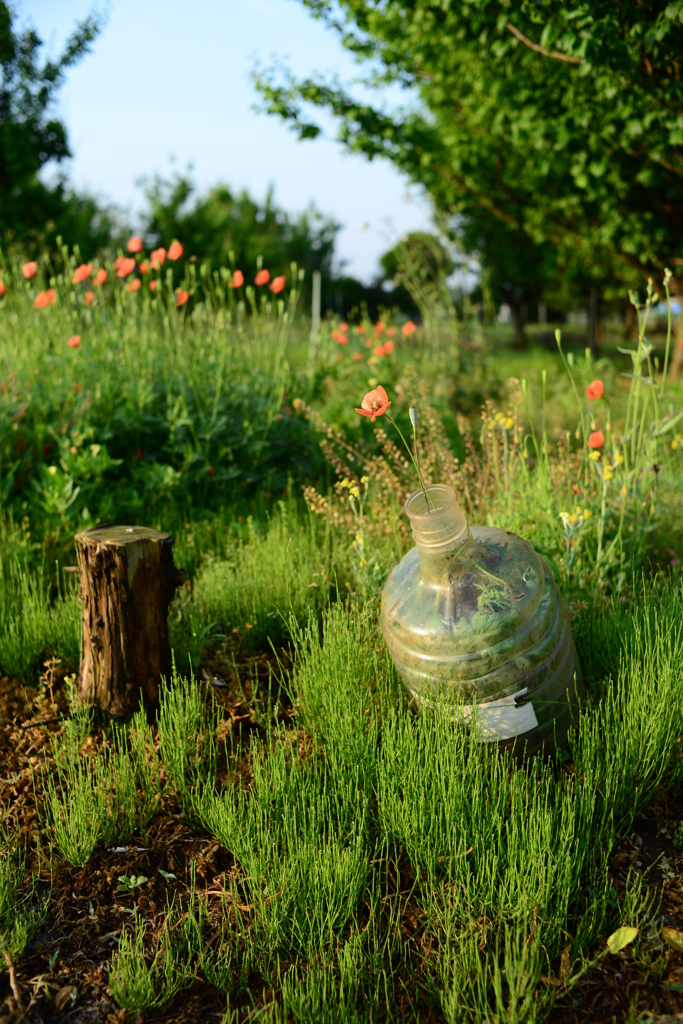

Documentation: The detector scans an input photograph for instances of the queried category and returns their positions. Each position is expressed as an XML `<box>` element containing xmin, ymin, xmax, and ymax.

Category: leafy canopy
<box><xmin>255</xmin><ymin>1</ymin><xmax>683</xmax><ymax>293</ymax></box>
<box><xmin>0</xmin><ymin>2</ymin><xmax>110</xmax><ymax>250</ymax></box>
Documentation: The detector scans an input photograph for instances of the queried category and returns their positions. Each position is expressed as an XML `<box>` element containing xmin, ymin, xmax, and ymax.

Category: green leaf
<box><xmin>653</xmin><ymin>411</ymin><xmax>683</xmax><ymax>436</ymax></box>
<box><xmin>607</xmin><ymin>926</ymin><xmax>638</xmax><ymax>954</ymax></box>
<box><xmin>619</xmin><ymin>374</ymin><xmax>655</xmax><ymax>385</ymax></box>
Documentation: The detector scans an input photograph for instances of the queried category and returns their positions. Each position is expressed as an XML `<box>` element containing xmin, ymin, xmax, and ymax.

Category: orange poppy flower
<box><xmin>357</xmin><ymin>325</ymin><xmax>365</xmax><ymax>334</ymax></box>
<box><xmin>270</xmin><ymin>275</ymin><xmax>286</xmax><ymax>294</ymax></box>
<box><xmin>68</xmin><ymin>335</ymin><xmax>81</xmax><ymax>349</ymax></box>
<box><xmin>72</xmin><ymin>263</ymin><xmax>92</xmax><ymax>284</ymax></box>
<box><xmin>383</xmin><ymin>340</ymin><xmax>394</xmax><ymax>354</ymax></box>
<box><xmin>95</xmin><ymin>268</ymin><xmax>107</xmax><ymax>285</ymax></box>
<box><xmin>254</xmin><ymin>269</ymin><xmax>270</xmax><ymax>286</ymax></box>
<box><xmin>0</xmin><ymin>280</ymin><xmax>5</xmax><ymax>298</ymax></box>
<box><xmin>126</xmin><ymin>279</ymin><xmax>141</xmax><ymax>292</ymax></box>
<box><xmin>586</xmin><ymin>379</ymin><xmax>604</xmax><ymax>401</ymax></box>
<box><xmin>23</xmin><ymin>262</ymin><xmax>37</xmax><ymax>279</ymax></box>
<box><xmin>355</xmin><ymin>384</ymin><xmax>391</xmax><ymax>422</ymax></box>
<box><xmin>47</xmin><ymin>288</ymin><xmax>56</xmax><ymax>305</ymax></box>
<box><xmin>340</xmin><ymin>322</ymin><xmax>349</xmax><ymax>332</ymax></box>
<box><xmin>34</xmin><ymin>291</ymin><xmax>49</xmax><ymax>309</ymax></box>
<box><xmin>231</xmin><ymin>270</ymin><xmax>244</xmax><ymax>288</ymax></box>
<box><xmin>365</xmin><ymin>339</ymin><xmax>373</xmax><ymax>348</ymax></box>
<box><xmin>168</xmin><ymin>240</ymin><xmax>183</xmax><ymax>261</ymax></box>
<box><xmin>352</xmin><ymin>352</ymin><xmax>363</xmax><ymax>362</ymax></box>
<box><xmin>127</xmin><ymin>236</ymin><xmax>143</xmax><ymax>253</ymax></box>
<box><xmin>149</xmin><ymin>280</ymin><xmax>157</xmax><ymax>292</ymax></box>
<box><xmin>402</xmin><ymin>320</ymin><xmax>417</xmax><ymax>336</ymax></box>
<box><xmin>588</xmin><ymin>430</ymin><xmax>604</xmax><ymax>449</ymax></box>
<box><xmin>85</xmin><ymin>291</ymin><xmax>94</xmax><ymax>305</ymax></box>
<box><xmin>375</xmin><ymin>320</ymin><xmax>385</xmax><ymax>335</ymax></box>
<box><xmin>139</xmin><ymin>262</ymin><xmax>150</xmax><ymax>275</ymax></box>
<box><xmin>332</xmin><ymin>330</ymin><xmax>348</xmax><ymax>345</ymax></box>
<box><xmin>151</xmin><ymin>248</ymin><xmax>166</xmax><ymax>269</ymax></box>
<box><xmin>374</xmin><ymin>344</ymin><xmax>386</xmax><ymax>357</ymax></box>
<box><xmin>116</xmin><ymin>257</ymin><xmax>136</xmax><ymax>278</ymax></box>
<box><xmin>386</xmin><ymin>327</ymin><xmax>396</xmax><ymax>338</ymax></box>
<box><xmin>176</xmin><ymin>289</ymin><xmax>190</xmax><ymax>307</ymax></box>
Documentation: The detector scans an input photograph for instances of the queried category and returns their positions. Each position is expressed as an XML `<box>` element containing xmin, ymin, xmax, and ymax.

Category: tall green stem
<box><xmin>387</xmin><ymin>414</ymin><xmax>439</xmax><ymax>514</ymax></box>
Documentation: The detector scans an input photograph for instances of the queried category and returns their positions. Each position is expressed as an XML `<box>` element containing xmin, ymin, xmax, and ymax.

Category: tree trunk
<box><xmin>588</xmin><ymin>287</ymin><xmax>600</xmax><ymax>360</ymax></box>
<box><xmin>510</xmin><ymin>301</ymin><xmax>527</xmax><ymax>349</ymax></box>
<box><xmin>75</xmin><ymin>526</ymin><xmax>185</xmax><ymax>714</ymax></box>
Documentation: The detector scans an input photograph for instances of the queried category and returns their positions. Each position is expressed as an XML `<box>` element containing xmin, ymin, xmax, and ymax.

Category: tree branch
<box><xmin>506</xmin><ymin>23</ymin><xmax>583</xmax><ymax>65</ymax></box>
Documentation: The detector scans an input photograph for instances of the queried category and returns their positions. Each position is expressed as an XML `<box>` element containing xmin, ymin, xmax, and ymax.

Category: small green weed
<box><xmin>117</xmin><ymin>874</ymin><xmax>148</xmax><ymax>893</ymax></box>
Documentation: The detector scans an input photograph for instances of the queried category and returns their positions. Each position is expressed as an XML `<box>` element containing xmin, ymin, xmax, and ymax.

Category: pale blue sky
<box><xmin>18</xmin><ymin>0</ymin><xmax>433</xmax><ymax>281</ymax></box>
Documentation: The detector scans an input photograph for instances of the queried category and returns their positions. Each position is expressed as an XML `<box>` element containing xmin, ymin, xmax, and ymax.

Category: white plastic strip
<box><xmin>461</xmin><ymin>688</ymin><xmax>539</xmax><ymax>742</ymax></box>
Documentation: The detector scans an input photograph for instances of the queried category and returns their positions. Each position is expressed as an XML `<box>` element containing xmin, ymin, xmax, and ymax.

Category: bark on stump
<box><xmin>75</xmin><ymin>525</ymin><xmax>185</xmax><ymax>714</ymax></box>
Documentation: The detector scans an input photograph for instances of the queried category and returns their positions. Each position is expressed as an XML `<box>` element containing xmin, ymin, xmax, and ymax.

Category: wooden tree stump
<box><xmin>75</xmin><ymin>526</ymin><xmax>185</xmax><ymax>714</ymax></box>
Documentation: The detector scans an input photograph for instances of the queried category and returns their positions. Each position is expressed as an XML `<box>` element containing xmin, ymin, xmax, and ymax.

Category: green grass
<box><xmin>0</xmin><ymin>555</ymin><xmax>80</xmax><ymax>680</ymax></box>
<box><xmin>108</xmin><ymin>909</ymin><xmax>191</xmax><ymax>1013</ymax></box>
<box><xmin>43</xmin><ymin>701</ymin><xmax>162</xmax><ymax>865</ymax></box>
<box><xmin>39</xmin><ymin>579</ymin><xmax>676</xmax><ymax>1019</ymax></box>
<box><xmin>170</xmin><ymin>500</ymin><xmax>346</xmax><ymax>663</ymax></box>
<box><xmin>0</xmin><ymin>820</ymin><xmax>48</xmax><ymax>965</ymax></box>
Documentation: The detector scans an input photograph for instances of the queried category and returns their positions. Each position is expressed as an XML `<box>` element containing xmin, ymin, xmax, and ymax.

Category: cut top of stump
<box><xmin>76</xmin><ymin>525</ymin><xmax>172</xmax><ymax>546</ymax></box>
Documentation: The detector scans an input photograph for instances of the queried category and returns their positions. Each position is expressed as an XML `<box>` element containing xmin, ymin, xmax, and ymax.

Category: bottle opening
<box><xmin>405</xmin><ymin>485</ymin><xmax>469</xmax><ymax>553</ymax></box>
<box><xmin>405</xmin><ymin>484</ymin><xmax>456</xmax><ymax>518</ymax></box>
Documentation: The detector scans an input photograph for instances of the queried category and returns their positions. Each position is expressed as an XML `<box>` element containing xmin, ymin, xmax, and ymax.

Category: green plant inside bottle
<box><xmin>381</xmin><ymin>485</ymin><xmax>583</xmax><ymax>754</ymax></box>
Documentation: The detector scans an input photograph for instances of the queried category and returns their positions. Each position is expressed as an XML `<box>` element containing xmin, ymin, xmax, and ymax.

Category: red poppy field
<box><xmin>2</xmin><ymin>249</ymin><xmax>683</xmax><ymax>1023</ymax></box>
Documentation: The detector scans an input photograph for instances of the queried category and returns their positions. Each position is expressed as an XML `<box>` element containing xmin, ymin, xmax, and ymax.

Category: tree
<box><xmin>255</xmin><ymin>2</ymin><xmax>683</xmax><ymax>312</ymax></box>
<box><xmin>0</xmin><ymin>3</ymin><xmax>110</xmax><ymax>252</ymax></box>
<box><xmin>140</xmin><ymin>171</ymin><xmax>339</xmax><ymax>287</ymax></box>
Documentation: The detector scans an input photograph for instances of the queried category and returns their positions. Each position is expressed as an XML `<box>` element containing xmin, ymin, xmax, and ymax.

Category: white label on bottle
<box><xmin>462</xmin><ymin>688</ymin><xmax>539</xmax><ymax>742</ymax></box>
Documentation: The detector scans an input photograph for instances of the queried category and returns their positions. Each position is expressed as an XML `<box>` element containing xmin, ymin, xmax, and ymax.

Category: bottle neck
<box><xmin>405</xmin><ymin>486</ymin><xmax>472</xmax><ymax>581</ymax></box>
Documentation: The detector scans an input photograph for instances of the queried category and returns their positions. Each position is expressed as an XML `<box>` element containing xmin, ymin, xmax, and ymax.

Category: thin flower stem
<box><xmin>387</xmin><ymin>414</ymin><xmax>439</xmax><ymax>513</ymax></box>
<box><xmin>411</xmin><ymin>414</ymin><xmax>430</xmax><ymax>511</ymax></box>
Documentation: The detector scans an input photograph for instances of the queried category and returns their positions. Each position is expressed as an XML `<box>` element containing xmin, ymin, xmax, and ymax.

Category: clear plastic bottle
<box><xmin>380</xmin><ymin>485</ymin><xmax>583</xmax><ymax>753</ymax></box>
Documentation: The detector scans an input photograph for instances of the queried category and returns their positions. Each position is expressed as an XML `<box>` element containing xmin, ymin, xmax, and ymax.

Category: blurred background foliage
<box><xmin>255</xmin><ymin>0</ymin><xmax>683</xmax><ymax>338</ymax></box>
<box><xmin>3</xmin><ymin>0</ymin><xmax>683</xmax><ymax>336</ymax></box>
